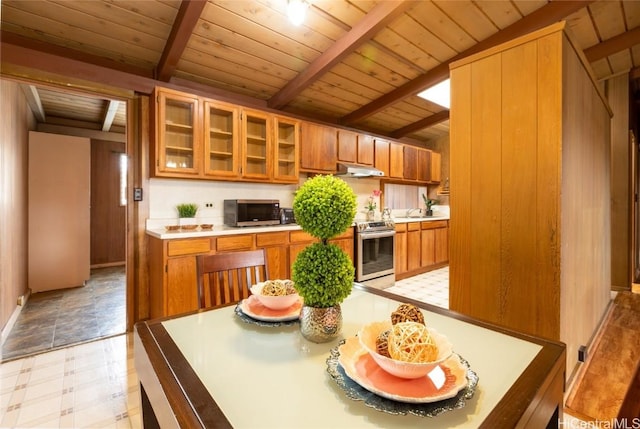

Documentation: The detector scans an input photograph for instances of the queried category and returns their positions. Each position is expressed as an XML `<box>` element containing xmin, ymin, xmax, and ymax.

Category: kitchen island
<box><xmin>134</xmin><ymin>284</ymin><xmax>566</xmax><ymax>428</ymax></box>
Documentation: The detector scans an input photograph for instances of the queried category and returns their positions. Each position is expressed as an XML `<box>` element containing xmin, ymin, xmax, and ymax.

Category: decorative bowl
<box><xmin>165</xmin><ymin>225</ymin><xmax>180</xmax><ymax>232</ymax></box>
<box><xmin>200</xmin><ymin>224</ymin><xmax>213</xmax><ymax>230</ymax></box>
<box><xmin>358</xmin><ymin>321</ymin><xmax>453</xmax><ymax>379</ymax></box>
<box><xmin>180</xmin><ymin>224</ymin><xmax>198</xmax><ymax>231</ymax></box>
<box><xmin>250</xmin><ymin>281</ymin><xmax>299</xmax><ymax>310</ymax></box>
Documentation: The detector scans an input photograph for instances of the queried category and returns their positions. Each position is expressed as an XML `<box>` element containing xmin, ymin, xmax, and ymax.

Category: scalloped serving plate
<box><xmin>337</xmin><ymin>336</ymin><xmax>468</xmax><ymax>404</ymax></box>
<box><xmin>239</xmin><ymin>295</ymin><xmax>302</xmax><ymax>322</ymax></box>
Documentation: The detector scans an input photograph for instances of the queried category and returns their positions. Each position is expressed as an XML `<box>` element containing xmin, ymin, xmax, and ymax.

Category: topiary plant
<box><xmin>292</xmin><ymin>175</ymin><xmax>357</xmax><ymax>308</ymax></box>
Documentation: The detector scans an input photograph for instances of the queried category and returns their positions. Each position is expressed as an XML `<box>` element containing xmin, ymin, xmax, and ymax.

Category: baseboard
<box><xmin>90</xmin><ymin>262</ymin><xmax>125</xmax><ymax>269</ymax></box>
<box><xmin>0</xmin><ymin>290</ymin><xmax>31</xmax><ymax>347</ymax></box>
<box><xmin>565</xmin><ymin>297</ymin><xmax>616</xmax><ymax>400</ymax></box>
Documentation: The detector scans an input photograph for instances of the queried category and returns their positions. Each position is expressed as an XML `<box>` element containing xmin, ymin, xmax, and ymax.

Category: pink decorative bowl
<box><xmin>358</xmin><ymin>321</ymin><xmax>453</xmax><ymax>379</ymax></box>
<box><xmin>250</xmin><ymin>281</ymin><xmax>299</xmax><ymax>310</ymax></box>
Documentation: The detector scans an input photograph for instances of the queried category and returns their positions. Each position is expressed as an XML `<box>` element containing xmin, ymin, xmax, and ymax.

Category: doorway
<box><xmin>0</xmin><ymin>84</ymin><xmax>129</xmax><ymax>361</ymax></box>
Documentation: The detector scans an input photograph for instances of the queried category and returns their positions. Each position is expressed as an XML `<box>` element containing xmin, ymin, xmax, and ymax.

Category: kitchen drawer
<box><xmin>407</xmin><ymin>222</ymin><xmax>421</xmax><ymax>232</ymax></box>
<box><xmin>256</xmin><ymin>231</ymin><xmax>289</xmax><ymax>247</ymax></box>
<box><xmin>395</xmin><ymin>223</ymin><xmax>407</xmax><ymax>233</ymax></box>
<box><xmin>167</xmin><ymin>238</ymin><xmax>212</xmax><ymax>256</ymax></box>
<box><xmin>216</xmin><ymin>234</ymin><xmax>254</xmax><ymax>251</ymax></box>
<box><xmin>421</xmin><ymin>220</ymin><xmax>448</xmax><ymax>230</ymax></box>
<box><xmin>290</xmin><ymin>230</ymin><xmax>316</xmax><ymax>243</ymax></box>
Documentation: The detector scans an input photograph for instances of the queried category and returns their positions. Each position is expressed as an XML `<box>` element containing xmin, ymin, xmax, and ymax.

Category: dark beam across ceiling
<box><xmin>267</xmin><ymin>0</ymin><xmax>414</xmax><ymax>110</ymax></box>
<box><xmin>155</xmin><ymin>0</ymin><xmax>207</xmax><ymax>82</ymax></box>
<box><xmin>341</xmin><ymin>0</ymin><xmax>594</xmax><ymax>127</ymax></box>
<box><xmin>390</xmin><ymin>110</ymin><xmax>450</xmax><ymax>139</ymax></box>
<box><xmin>584</xmin><ymin>26</ymin><xmax>640</xmax><ymax>62</ymax></box>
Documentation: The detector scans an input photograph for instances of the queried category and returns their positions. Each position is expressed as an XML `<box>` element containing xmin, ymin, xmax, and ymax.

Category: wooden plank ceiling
<box><xmin>2</xmin><ymin>0</ymin><xmax>639</xmax><ymax>144</ymax></box>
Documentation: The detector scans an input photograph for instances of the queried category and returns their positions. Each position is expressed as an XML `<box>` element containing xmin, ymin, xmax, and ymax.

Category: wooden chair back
<box><xmin>196</xmin><ymin>249</ymin><xmax>267</xmax><ymax>309</ymax></box>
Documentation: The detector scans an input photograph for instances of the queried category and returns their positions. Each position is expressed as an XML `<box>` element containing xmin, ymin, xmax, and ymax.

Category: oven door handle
<box><xmin>358</xmin><ymin>231</ymin><xmax>396</xmax><ymax>239</ymax></box>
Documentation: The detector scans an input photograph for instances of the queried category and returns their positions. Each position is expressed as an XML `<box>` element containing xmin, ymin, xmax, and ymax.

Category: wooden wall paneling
<box><xmin>536</xmin><ymin>34</ymin><xmax>562</xmax><ymax>341</ymax></box>
<box><xmin>608</xmin><ymin>73</ymin><xmax>632</xmax><ymax>290</ymax></box>
<box><xmin>560</xmin><ymin>34</ymin><xmax>612</xmax><ymax>368</ymax></box>
<box><xmin>500</xmin><ymin>40</ymin><xmax>543</xmax><ymax>336</ymax></box>
<box><xmin>91</xmin><ymin>139</ymin><xmax>126</xmax><ymax>266</ymax></box>
<box><xmin>0</xmin><ymin>80</ymin><xmax>34</xmax><ymax>333</ymax></box>
<box><xmin>449</xmin><ymin>64</ymin><xmax>472</xmax><ymax>313</ymax></box>
<box><xmin>469</xmin><ymin>53</ymin><xmax>503</xmax><ymax>322</ymax></box>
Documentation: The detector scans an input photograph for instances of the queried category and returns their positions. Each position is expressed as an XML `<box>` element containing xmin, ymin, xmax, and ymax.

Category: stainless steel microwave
<box><xmin>223</xmin><ymin>199</ymin><xmax>280</xmax><ymax>227</ymax></box>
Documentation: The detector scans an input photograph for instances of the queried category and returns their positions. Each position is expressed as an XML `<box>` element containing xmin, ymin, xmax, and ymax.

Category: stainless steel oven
<box><xmin>355</xmin><ymin>220</ymin><xmax>396</xmax><ymax>289</ymax></box>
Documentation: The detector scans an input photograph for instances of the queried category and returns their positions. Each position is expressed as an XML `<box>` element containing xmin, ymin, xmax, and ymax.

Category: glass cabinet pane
<box><xmin>204</xmin><ymin>102</ymin><xmax>238</xmax><ymax>176</ymax></box>
<box><xmin>243</xmin><ymin>112</ymin><xmax>268</xmax><ymax>177</ymax></box>
<box><xmin>164</xmin><ymin>99</ymin><xmax>195</xmax><ymax>169</ymax></box>
<box><xmin>275</xmin><ymin>119</ymin><xmax>298</xmax><ymax>179</ymax></box>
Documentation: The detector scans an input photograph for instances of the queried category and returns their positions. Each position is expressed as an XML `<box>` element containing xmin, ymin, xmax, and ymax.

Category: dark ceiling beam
<box><xmin>389</xmin><ymin>110</ymin><xmax>450</xmax><ymax>139</ymax></box>
<box><xmin>267</xmin><ymin>0</ymin><xmax>414</xmax><ymax>110</ymax></box>
<box><xmin>584</xmin><ymin>26</ymin><xmax>640</xmax><ymax>62</ymax></box>
<box><xmin>341</xmin><ymin>0</ymin><xmax>593</xmax><ymax>126</ymax></box>
<box><xmin>156</xmin><ymin>0</ymin><xmax>207</xmax><ymax>81</ymax></box>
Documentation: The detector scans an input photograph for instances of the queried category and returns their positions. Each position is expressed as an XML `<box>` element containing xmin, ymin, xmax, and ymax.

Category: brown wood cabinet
<box><xmin>395</xmin><ymin>220</ymin><xmax>449</xmax><ymax>281</ymax></box>
<box><xmin>403</xmin><ymin>145</ymin><xmax>418</xmax><ymax>180</ymax></box>
<box><xmin>389</xmin><ymin>142</ymin><xmax>404</xmax><ymax>179</ymax></box>
<box><xmin>417</xmin><ymin>148</ymin><xmax>432</xmax><ymax>182</ymax></box>
<box><xmin>151</xmin><ymin>87</ymin><xmax>201</xmax><ymax>178</ymax></box>
<box><xmin>430</xmin><ymin>151</ymin><xmax>441</xmax><ymax>183</ymax></box>
<box><xmin>152</xmin><ymin>87</ymin><xmax>298</xmax><ymax>183</ymax></box>
<box><xmin>337</xmin><ymin>130</ymin><xmax>374</xmax><ymax>166</ymax></box>
<box><xmin>300</xmin><ymin>122</ymin><xmax>337</xmax><ymax>173</ymax></box>
<box><xmin>148</xmin><ymin>236</ymin><xmax>213</xmax><ymax>318</ymax></box>
<box><xmin>148</xmin><ymin>227</ymin><xmax>354</xmax><ymax>318</ymax></box>
<box><xmin>374</xmin><ymin>138</ymin><xmax>390</xmax><ymax>176</ymax></box>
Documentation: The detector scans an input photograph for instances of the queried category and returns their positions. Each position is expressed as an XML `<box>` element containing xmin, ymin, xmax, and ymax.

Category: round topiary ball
<box><xmin>293</xmin><ymin>175</ymin><xmax>357</xmax><ymax>240</ymax></box>
<box><xmin>292</xmin><ymin>242</ymin><xmax>354</xmax><ymax>308</ymax></box>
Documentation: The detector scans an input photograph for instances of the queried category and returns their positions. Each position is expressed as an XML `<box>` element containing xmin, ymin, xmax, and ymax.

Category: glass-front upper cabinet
<box><xmin>241</xmin><ymin>109</ymin><xmax>271</xmax><ymax>180</ymax></box>
<box><xmin>273</xmin><ymin>116</ymin><xmax>299</xmax><ymax>183</ymax></box>
<box><xmin>203</xmin><ymin>100</ymin><xmax>239</xmax><ymax>178</ymax></box>
<box><xmin>154</xmin><ymin>88</ymin><xmax>200</xmax><ymax>176</ymax></box>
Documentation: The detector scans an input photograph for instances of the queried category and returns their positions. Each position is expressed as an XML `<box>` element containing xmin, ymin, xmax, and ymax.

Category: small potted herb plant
<box><xmin>292</xmin><ymin>175</ymin><xmax>357</xmax><ymax>343</ymax></box>
<box><xmin>422</xmin><ymin>194</ymin><xmax>438</xmax><ymax>217</ymax></box>
<box><xmin>176</xmin><ymin>203</ymin><xmax>198</xmax><ymax>228</ymax></box>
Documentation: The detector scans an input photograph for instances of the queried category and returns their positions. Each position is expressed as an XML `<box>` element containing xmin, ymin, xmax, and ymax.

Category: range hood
<box><xmin>335</xmin><ymin>162</ymin><xmax>385</xmax><ymax>178</ymax></box>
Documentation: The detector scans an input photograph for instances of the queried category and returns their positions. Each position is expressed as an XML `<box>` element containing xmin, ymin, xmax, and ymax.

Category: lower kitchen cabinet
<box><xmin>148</xmin><ymin>236</ymin><xmax>213</xmax><ymax>318</ymax></box>
<box><xmin>395</xmin><ymin>220</ymin><xmax>449</xmax><ymax>281</ymax></box>
<box><xmin>148</xmin><ymin>228</ymin><xmax>354</xmax><ymax>318</ymax></box>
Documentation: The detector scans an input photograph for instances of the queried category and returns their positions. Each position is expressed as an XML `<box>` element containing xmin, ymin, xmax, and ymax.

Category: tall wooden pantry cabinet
<box><xmin>448</xmin><ymin>22</ymin><xmax>612</xmax><ymax>375</ymax></box>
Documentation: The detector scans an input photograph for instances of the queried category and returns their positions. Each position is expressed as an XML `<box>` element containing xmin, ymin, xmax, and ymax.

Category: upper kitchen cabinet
<box><xmin>417</xmin><ymin>148</ymin><xmax>432</xmax><ymax>182</ymax></box>
<box><xmin>203</xmin><ymin>100</ymin><xmax>240</xmax><ymax>178</ymax></box>
<box><xmin>151</xmin><ymin>87</ymin><xmax>201</xmax><ymax>178</ymax></box>
<box><xmin>337</xmin><ymin>130</ymin><xmax>374</xmax><ymax>166</ymax></box>
<box><xmin>241</xmin><ymin>109</ymin><xmax>271</xmax><ymax>180</ymax></box>
<box><xmin>430</xmin><ymin>151</ymin><xmax>441</xmax><ymax>183</ymax></box>
<box><xmin>389</xmin><ymin>142</ymin><xmax>404</xmax><ymax>179</ymax></box>
<box><xmin>273</xmin><ymin>116</ymin><xmax>300</xmax><ymax>183</ymax></box>
<box><xmin>374</xmin><ymin>138</ymin><xmax>390</xmax><ymax>176</ymax></box>
<box><xmin>300</xmin><ymin>122</ymin><xmax>337</xmax><ymax>173</ymax></box>
<box><xmin>403</xmin><ymin>145</ymin><xmax>418</xmax><ymax>180</ymax></box>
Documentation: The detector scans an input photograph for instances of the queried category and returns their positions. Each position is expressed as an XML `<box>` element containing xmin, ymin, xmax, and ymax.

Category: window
<box><xmin>119</xmin><ymin>153</ymin><xmax>128</xmax><ymax>206</ymax></box>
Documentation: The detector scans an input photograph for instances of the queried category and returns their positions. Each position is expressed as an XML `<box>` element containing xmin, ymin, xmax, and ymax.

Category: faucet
<box><xmin>406</xmin><ymin>208</ymin><xmax>422</xmax><ymax>217</ymax></box>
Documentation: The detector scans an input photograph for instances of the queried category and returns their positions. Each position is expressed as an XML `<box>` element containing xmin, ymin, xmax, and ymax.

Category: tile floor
<box><xmin>0</xmin><ymin>267</ymin><xmax>586</xmax><ymax>428</ymax></box>
<box><xmin>1</xmin><ymin>267</ymin><xmax>126</xmax><ymax>362</ymax></box>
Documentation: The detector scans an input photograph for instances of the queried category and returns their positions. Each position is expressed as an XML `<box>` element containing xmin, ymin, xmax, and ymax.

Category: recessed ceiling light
<box><xmin>418</xmin><ymin>79</ymin><xmax>450</xmax><ymax>109</ymax></box>
<box><xmin>288</xmin><ymin>0</ymin><xmax>308</xmax><ymax>26</ymax></box>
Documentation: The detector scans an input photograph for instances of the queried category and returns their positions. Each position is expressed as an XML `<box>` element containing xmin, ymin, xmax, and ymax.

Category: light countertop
<box><xmin>145</xmin><ymin>215</ymin><xmax>450</xmax><ymax>240</ymax></box>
